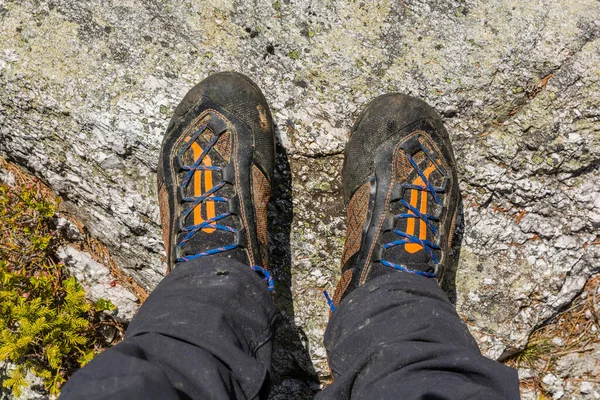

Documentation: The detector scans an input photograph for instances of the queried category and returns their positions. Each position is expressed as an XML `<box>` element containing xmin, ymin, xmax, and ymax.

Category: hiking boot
<box><xmin>331</xmin><ymin>94</ymin><xmax>459</xmax><ymax>307</ymax></box>
<box><xmin>157</xmin><ymin>72</ymin><xmax>275</xmax><ymax>290</ymax></box>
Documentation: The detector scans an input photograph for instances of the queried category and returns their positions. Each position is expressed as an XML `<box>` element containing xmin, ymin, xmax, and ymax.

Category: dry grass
<box><xmin>65</xmin><ymin>218</ymin><xmax>149</xmax><ymax>302</ymax></box>
<box><xmin>0</xmin><ymin>158</ymin><xmax>148</xmax><ymax>302</ymax></box>
<box><xmin>506</xmin><ymin>275</ymin><xmax>600</xmax><ymax>397</ymax></box>
<box><xmin>0</xmin><ymin>159</ymin><xmax>57</xmax><ymax>208</ymax></box>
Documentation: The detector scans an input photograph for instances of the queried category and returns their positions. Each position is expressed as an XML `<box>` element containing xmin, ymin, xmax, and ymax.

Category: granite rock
<box><xmin>1</xmin><ymin>0</ymin><xmax>599</xmax><ymax>396</ymax></box>
<box><xmin>56</xmin><ymin>245</ymin><xmax>139</xmax><ymax>322</ymax></box>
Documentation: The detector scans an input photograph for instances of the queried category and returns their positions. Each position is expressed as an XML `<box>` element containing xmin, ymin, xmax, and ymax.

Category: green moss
<box><xmin>531</xmin><ymin>154</ymin><xmax>543</xmax><ymax>165</ymax></box>
<box><xmin>318</xmin><ymin>182</ymin><xmax>331</xmax><ymax>191</ymax></box>
<box><xmin>0</xmin><ymin>174</ymin><xmax>120</xmax><ymax>396</ymax></box>
<box><xmin>288</xmin><ymin>49</ymin><xmax>300</xmax><ymax>60</ymax></box>
<box><xmin>272</xmin><ymin>1</ymin><xmax>281</xmax><ymax>11</ymax></box>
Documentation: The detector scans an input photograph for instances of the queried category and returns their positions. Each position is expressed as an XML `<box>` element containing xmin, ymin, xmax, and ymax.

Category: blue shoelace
<box><xmin>380</xmin><ymin>142</ymin><xmax>447</xmax><ymax>278</ymax></box>
<box><xmin>324</xmin><ymin>142</ymin><xmax>448</xmax><ymax>312</ymax></box>
<box><xmin>175</xmin><ymin>124</ymin><xmax>274</xmax><ymax>292</ymax></box>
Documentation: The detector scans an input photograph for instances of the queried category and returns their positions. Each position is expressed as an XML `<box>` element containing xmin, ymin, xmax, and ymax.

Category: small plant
<box><xmin>510</xmin><ymin>337</ymin><xmax>554</xmax><ymax>368</ymax></box>
<box><xmin>0</xmin><ymin>174</ymin><xmax>119</xmax><ymax>396</ymax></box>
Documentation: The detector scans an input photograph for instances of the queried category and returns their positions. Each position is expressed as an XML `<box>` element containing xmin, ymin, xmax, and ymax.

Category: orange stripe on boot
<box><xmin>405</xmin><ymin>163</ymin><xmax>437</xmax><ymax>253</ymax></box>
<box><xmin>190</xmin><ymin>140</ymin><xmax>216</xmax><ymax>233</ymax></box>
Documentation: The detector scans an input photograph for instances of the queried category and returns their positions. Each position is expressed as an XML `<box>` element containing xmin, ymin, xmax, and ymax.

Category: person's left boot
<box><xmin>156</xmin><ymin>72</ymin><xmax>275</xmax><ymax>290</ymax></box>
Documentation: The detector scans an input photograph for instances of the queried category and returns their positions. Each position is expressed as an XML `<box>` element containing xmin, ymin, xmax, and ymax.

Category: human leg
<box><xmin>61</xmin><ymin>257</ymin><xmax>276</xmax><ymax>400</ymax></box>
<box><xmin>319</xmin><ymin>94</ymin><xmax>519</xmax><ymax>399</ymax></box>
<box><xmin>319</xmin><ymin>272</ymin><xmax>518</xmax><ymax>399</ymax></box>
<box><xmin>62</xmin><ymin>72</ymin><xmax>277</xmax><ymax>399</ymax></box>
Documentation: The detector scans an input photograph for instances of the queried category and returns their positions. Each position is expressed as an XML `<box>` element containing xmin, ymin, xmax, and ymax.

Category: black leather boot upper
<box><xmin>333</xmin><ymin>94</ymin><xmax>459</xmax><ymax>305</ymax></box>
<box><xmin>157</xmin><ymin>72</ymin><xmax>275</xmax><ymax>288</ymax></box>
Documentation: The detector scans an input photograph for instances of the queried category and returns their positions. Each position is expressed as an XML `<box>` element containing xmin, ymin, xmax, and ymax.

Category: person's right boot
<box><xmin>331</xmin><ymin>94</ymin><xmax>459</xmax><ymax>308</ymax></box>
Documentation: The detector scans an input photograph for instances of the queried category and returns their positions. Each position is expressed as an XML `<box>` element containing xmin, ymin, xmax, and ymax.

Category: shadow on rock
<box><xmin>268</xmin><ymin>137</ymin><xmax>320</xmax><ymax>399</ymax></box>
<box><xmin>441</xmin><ymin>192</ymin><xmax>464</xmax><ymax>305</ymax></box>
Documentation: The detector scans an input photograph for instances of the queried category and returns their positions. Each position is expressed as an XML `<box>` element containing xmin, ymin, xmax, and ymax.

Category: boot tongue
<box><xmin>175</xmin><ymin>124</ymin><xmax>248</xmax><ymax>265</ymax></box>
<box><xmin>380</xmin><ymin>148</ymin><xmax>445</xmax><ymax>274</ymax></box>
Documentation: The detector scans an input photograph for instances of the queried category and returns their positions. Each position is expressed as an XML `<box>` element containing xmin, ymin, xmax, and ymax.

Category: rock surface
<box><xmin>0</xmin><ymin>168</ymin><xmax>15</xmax><ymax>187</ymax></box>
<box><xmin>0</xmin><ymin>365</ymin><xmax>46</xmax><ymax>400</ymax></box>
<box><xmin>541</xmin><ymin>343</ymin><xmax>600</xmax><ymax>400</ymax></box>
<box><xmin>55</xmin><ymin>217</ymin><xmax>85</xmax><ymax>242</ymax></box>
<box><xmin>56</xmin><ymin>245</ymin><xmax>139</xmax><ymax>322</ymax></box>
<box><xmin>1</xmin><ymin>0</ymin><xmax>599</xmax><ymax>397</ymax></box>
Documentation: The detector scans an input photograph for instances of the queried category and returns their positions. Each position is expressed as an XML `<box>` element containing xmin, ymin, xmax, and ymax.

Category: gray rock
<box><xmin>580</xmin><ymin>381</ymin><xmax>593</xmax><ymax>395</ymax></box>
<box><xmin>552</xmin><ymin>343</ymin><xmax>600</xmax><ymax>399</ymax></box>
<box><xmin>56</xmin><ymin>245</ymin><xmax>139</xmax><ymax>322</ymax></box>
<box><xmin>0</xmin><ymin>364</ymin><xmax>47</xmax><ymax>400</ymax></box>
<box><xmin>54</xmin><ymin>216</ymin><xmax>84</xmax><ymax>242</ymax></box>
<box><xmin>0</xmin><ymin>0</ymin><xmax>599</xmax><ymax>396</ymax></box>
<box><xmin>518</xmin><ymin>367</ymin><xmax>533</xmax><ymax>380</ymax></box>
<box><xmin>0</xmin><ymin>167</ymin><xmax>15</xmax><ymax>187</ymax></box>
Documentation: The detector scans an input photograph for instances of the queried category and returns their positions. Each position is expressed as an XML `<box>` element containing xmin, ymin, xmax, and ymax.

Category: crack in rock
<box><xmin>1</xmin><ymin>0</ymin><xmax>599</xmax><ymax>397</ymax></box>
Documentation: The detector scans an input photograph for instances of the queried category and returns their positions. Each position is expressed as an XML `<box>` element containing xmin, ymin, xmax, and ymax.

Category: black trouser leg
<box><xmin>316</xmin><ymin>273</ymin><xmax>520</xmax><ymax>400</ymax></box>
<box><xmin>61</xmin><ymin>257</ymin><xmax>276</xmax><ymax>400</ymax></box>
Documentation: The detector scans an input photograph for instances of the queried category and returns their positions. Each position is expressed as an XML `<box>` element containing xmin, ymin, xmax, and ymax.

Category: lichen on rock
<box><xmin>1</xmin><ymin>0</ymin><xmax>599</xmax><ymax>397</ymax></box>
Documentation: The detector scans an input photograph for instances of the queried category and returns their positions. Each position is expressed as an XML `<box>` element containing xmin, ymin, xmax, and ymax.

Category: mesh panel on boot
<box><xmin>252</xmin><ymin>165</ymin><xmax>270</xmax><ymax>268</ymax></box>
<box><xmin>341</xmin><ymin>182</ymin><xmax>371</xmax><ymax>267</ymax></box>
